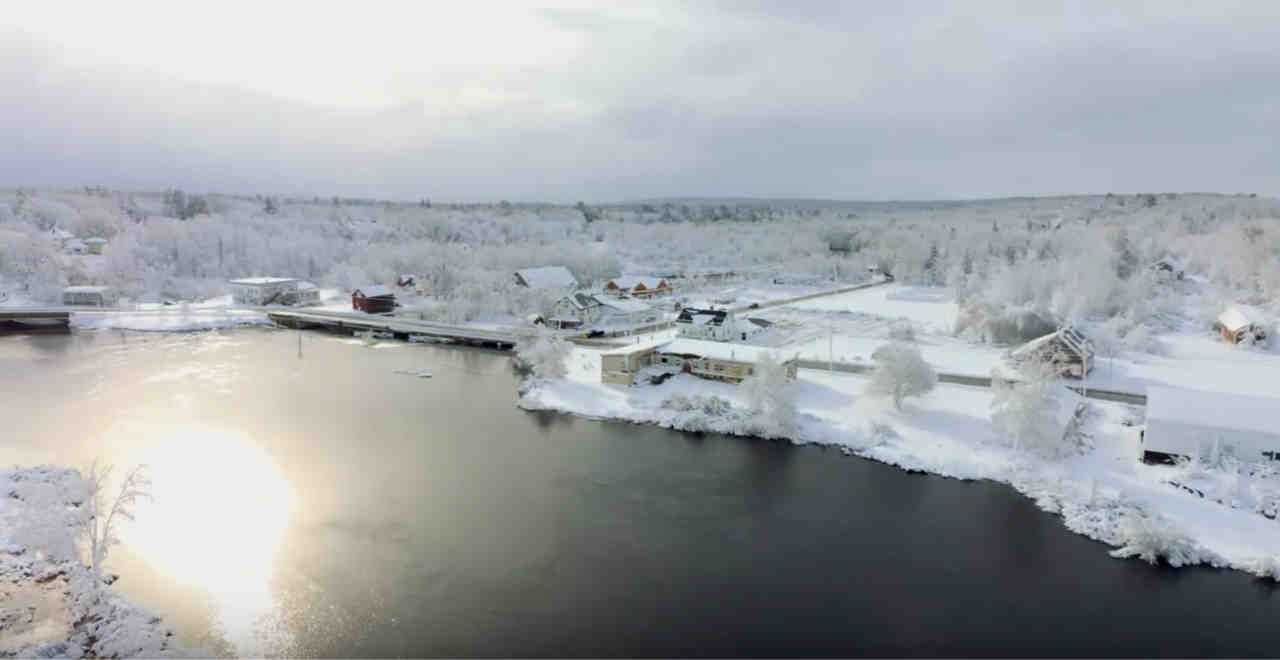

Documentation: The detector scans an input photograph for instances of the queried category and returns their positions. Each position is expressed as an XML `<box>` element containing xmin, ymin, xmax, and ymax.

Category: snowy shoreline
<box><xmin>519</xmin><ymin>361</ymin><xmax>1280</xmax><ymax>581</ymax></box>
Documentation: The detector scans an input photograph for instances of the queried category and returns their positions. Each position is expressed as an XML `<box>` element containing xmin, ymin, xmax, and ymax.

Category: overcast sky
<box><xmin>3</xmin><ymin>2</ymin><xmax>1278</xmax><ymax>202</ymax></box>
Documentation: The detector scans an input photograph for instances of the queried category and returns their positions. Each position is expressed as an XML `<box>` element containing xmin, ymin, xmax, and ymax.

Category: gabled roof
<box><xmin>1147</xmin><ymin>385</ymin><xmax>1280</xmax><ymax>438</ymax></box>
<box><xmin>1011</xmin><ymin>326</ymin><xmax>1093</xmax><ymax>360</ymax></box>
<box><xmin>611</xmin><ymin>276</ymin><xmax>666</xmax><ymax>290</ymax></box>
<box><xmin>515</xmin><ymin>266</ymin><xmax>578</xmax><ymax>289</ymax></box>
<box><xmin>354</xmin><ymin>285</ymin><xmax>395</xmax><ymax>298</ymax></box>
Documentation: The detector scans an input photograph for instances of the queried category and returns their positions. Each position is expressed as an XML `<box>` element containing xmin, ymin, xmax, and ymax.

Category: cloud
<box><xmin>1</xmin><ymin>3</ymin><xmax>1279</xmax><ymax>201</ymax></box>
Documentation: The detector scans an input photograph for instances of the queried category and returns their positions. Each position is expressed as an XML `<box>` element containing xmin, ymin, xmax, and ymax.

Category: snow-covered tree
<box><xmin>513</xmin><ymin>328</ymin><xmax>570</xmax><ymax>381</ymax></box>
<box><xmin>867</xmin><ymin>342</ymin><xmax>936</xmax><ymax>410</ymax></box>
<box><xmin>742</xmin><ymin>352</ymin><xmax>797</xmax><ymax>437</ymax></box>
<box><xmin>82</xmin><ymin>463</ymin><xmax>151</xmax><ymax>589</ymax></box>
<box><xmin>990</xmin><ymin>360</ymin><xmax>1079</xmax><ymax>458</ymax></box>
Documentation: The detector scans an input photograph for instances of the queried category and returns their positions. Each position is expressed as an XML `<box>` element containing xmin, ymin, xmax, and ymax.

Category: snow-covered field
<box><xmin>522</xmin><ymin>345</ymin><xmax>1280</xmax><ymax>579</ymax></box>
<box><xmin>0</xmin><ymin>467</ymin><xmax>192</xmax><ymax>658</ymax></box>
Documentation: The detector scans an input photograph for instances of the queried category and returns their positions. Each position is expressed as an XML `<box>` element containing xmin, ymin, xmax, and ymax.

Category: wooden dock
<box><xmin>267</xmin><ymin>309</ymin><xmax>517</xmax><ymax>349</ymax></box>
<box><xmin>0</xmin><ymin>308</ymin><xmax>72</xmax><ymax>334</ymax></box>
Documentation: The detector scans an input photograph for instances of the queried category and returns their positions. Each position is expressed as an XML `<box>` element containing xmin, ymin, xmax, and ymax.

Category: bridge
<box><xmin>266</xmin><ymin>309</ymin><xmax>518</xmax><ymax>349</ymax></box>
<box><xmin>0</xmin><ymin>308</ymin><xmax>72</xmax><ymax>333</ymax></box>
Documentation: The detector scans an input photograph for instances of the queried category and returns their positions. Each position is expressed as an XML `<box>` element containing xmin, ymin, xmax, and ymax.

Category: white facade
<box><xmin>551</xmin><ymin>292</ymin><xmax>655</xmax><ymax>328</ymax></box>
<box><xmin>229</xmin><ymin>278</ymin><xmax>300</xmax><ymax>305</ymax></box>
<box><xmin>1143</xmin><ymin>386</ymin><xmax>1280</xmax><ymax>463</ymax></box>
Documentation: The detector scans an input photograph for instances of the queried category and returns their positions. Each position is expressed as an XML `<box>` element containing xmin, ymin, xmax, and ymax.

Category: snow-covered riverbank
<box><xmin>520</xmin><ymin>349</ymin><xmax>1280</xmax><ymax>580</ymax></box>
<box><xmin>70</xmin><ymin>309</ymin><xmax>271</xmax><ymax>333</ymax></box>
<box><xmin>0</xmin><ymin>466</ymin><xmax>192</xmax><ymax>658</ymax></box>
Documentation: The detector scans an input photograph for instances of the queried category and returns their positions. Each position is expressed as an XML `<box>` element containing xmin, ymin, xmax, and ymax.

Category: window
<box><xmin>1264</xmin><ymin>451</ymin><xmax>1280</xmax><ymax>462</ymax></box>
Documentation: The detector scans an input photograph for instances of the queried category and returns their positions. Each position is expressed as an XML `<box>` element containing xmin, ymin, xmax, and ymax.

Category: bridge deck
<box><xmin>267</xmin><ymin>309</ymin><xmax>517</xmax><ymax>348</ymax></box>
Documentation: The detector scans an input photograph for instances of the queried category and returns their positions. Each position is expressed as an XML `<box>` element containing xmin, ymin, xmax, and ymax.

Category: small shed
<box><xmin>352</xmin><ymin>285</ymin><xmax>396</xmax><ymax>313</ymax></box>
<box><xmin>62</xmin><ymin>285</ymin><xmax>117</xmax><ymax>307</ymax></box>
<box><xmin>1142</xmin><ymin>386</ymin><xmax>1280</xmax><ymax>463</ymax></box>
<box><xmin>1010</xmin><ymin>326</ymin><xmax>1093</xmax><ymax>378</ymax></box>
<box><xmin>83</xmin><ymin>237</ymin><xmax>108</xmax><ymax>255</ymax></box>
<box><xmin>514</xmin><ymin>266</ymin><xmax>578</xmax><ymax>290</ymax></box>
<box><xmin>1215</xmin><ymin>306</ymin><xmax>1267</xmax><ymax>344</ymax></box>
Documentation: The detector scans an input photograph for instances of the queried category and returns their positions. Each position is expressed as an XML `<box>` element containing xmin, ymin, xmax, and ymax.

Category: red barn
<box><xmin>352</xmin><ymin>285</ymin><xmax>396</xmax><ymax>314</ymax></box>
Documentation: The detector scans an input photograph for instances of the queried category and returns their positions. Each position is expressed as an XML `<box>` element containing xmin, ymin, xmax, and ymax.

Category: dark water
<box><xmin>1</xmin><ymin>329</ymin><xmax>1276</xmax><ymax>657</ymax></box>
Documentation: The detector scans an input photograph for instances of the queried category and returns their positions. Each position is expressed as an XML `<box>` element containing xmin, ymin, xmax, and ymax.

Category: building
<box><xmin>83</xmin><ymin>237</ymin><xmax>108</xmax><ymax>255</ymax></box>
<box><xmin>296</xmin><ymin>281</ymin><xmax>322</xmax><ymax>306</ymax></box>
<box><xmin>1009</xmin><ymin>326</ymin><xmax>1093</xmax><ymax>378</ymax></box>
<box><xmin>1148</xmin><ymin>259</ymin><xmax>1184</xmax><ymax>282</ymax></box>
<box><xmin>63</xmin><ymin>238</ymin><xmax>88</xmax><ymax>255</ymax></box>
<box><xmin>1142</xmin><ymin>386</ymin><xmax>1280</xmax><ymax>463</ymax></box>
<box><xmin>514</xmin><ymin>266</ymin><xmax>578</xmax><ymax>290</ymax></box>
<box><xmin>62</xmin><ymin>285</ymin><xmax>117</xmax><ymax>307</ymax></box>
<box><xmin>604</xmin><ymin>276</ymin><xmax>670</xmax><ymax>298</ymax></box>
<box><xmin>352</xmin><ymin>285</ymin><xmax>396</xmax><ymax>313</ymax></box>
<box><xmin>600</xmin><ymin>337</ymin><xmax>798</xmax><ymax>385</ymax></box>
<box><xmin>1215</xmin><ymin>306</ymin><xmax>1267</xmax><ymax>345</ymax></box>
<box><xmin>550</xmin><ymin>292</ymin><xmax>656</xmax><ymax>329</ymax></box>
<box><xmin>229</xmin><ymin>277</ymin><xmax>300</xmax><ymax>305</ymax></box>
<box><xmin>50</xmin><ymin>227</ymin><xmax>75</xmax><ymax>247</ymax></box>
<box><xmin>675</xmin><ymin>308</ymin><xmax>732</xmax><ymax>341</ymax></box>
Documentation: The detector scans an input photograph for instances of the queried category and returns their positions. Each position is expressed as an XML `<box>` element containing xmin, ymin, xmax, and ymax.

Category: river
<box><xmin>1</xmin><ymin>329</ymin><xmax>1276</xmax><ymax>657</ymax></box>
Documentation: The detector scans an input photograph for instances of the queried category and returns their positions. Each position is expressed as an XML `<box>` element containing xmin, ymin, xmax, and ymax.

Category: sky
<box><xmin>2</xmin><ymin>1</ymin><xmax>1279</xmax><ymax>202</ymax></box>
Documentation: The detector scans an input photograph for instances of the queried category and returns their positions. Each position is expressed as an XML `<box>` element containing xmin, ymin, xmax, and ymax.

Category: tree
<box><xmin>742</xmin><ymin>353</ymin><xmax>797</xmax><ymax>437</ymax></box>
<box><xmin>989</xmin><ymin>359</ymin><xmax>1078</xmax><ymax>457</ymax></box>
<box><xmin>263</xmin><ymin>196</ymin><xmax>279</xmax><ymax>215</ymax></box>
<box><xmin>82</xmin><ymin>462</ymin><xmax>151</xmax><ymax>589</ymax></box>
<box><xmin>868</xmin><ymin>342</ymin><xmax>936</xmax><ymax>410</ymax></box>
<box><xmin>514</xmin><ymin>328</ymin><xmax>570</xmax><ymax>381</ymax></box>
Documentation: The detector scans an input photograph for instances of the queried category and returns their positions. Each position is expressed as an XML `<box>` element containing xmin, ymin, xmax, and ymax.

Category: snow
<box><xmin>63</xmin><ymin>285</ymin><xmax>113</xmax><ymax>294</ymax></box>
<box><xmin>227</xmin><ymin>277</ymin><xmax>298</xmax><ymax>286</ymax></box>
<box><xmin>779</xmin><ymin>283</ymin><xmax>960</xmax><ymax>332</ymax></box>
<box><xmin>1146</xmin><ymin>385</ymin><xmax>1280</xmax><ymax>436</ymax></box>
<box><xmin>659</xmin><ymin>337</ymin><xmax>792</xmax><ymax>363</ymax></box>
<box><xmin>0</xmin><ymin>466</ymin><xmax>193</xmax><ymax>658</ymax></box>
<box><xmin>353</xmin><ymin>284</ymin><xmax>395</xmax><ymax>297</ymax></box>
<box><xmin>515</xmin><ymin>266</ymin><xmax>578</xmax><ymax>290</ymax></box>
<box><xmin>522</xmin><ymin>344</ymin><xmax>1280</xmax><ymax>578</ymax></box>
<box><xmin>1217</xmin><ymin>305</ymin><xmax>1259</xmax><ymax>332</ymax></box>
<box><xmin>71</xmin><ymin>310</ymin><xmax>270</xmax><ymax>332</ymax></box>
<box><xmin>596</xmin><ymin>297</ymin><xmax>651</xmax><ymax>313</ymax></box>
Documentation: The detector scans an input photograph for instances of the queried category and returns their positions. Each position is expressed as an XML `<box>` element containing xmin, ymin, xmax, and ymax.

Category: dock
<box><xmin>266</xmin><ymin>309</ymin><xmax>517</xmax><ymax>349</ymax></box>
<box><xmin>0</xmin><ymin>308</ymin><xmax>72</xmax><ymax>334</ymax></box>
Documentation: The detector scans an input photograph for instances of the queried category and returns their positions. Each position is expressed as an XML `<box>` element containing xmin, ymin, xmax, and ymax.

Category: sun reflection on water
<box><xmin>121</xmin><ymin>424</ymin><xmax>296</xmax><ymax>656</ymax></box>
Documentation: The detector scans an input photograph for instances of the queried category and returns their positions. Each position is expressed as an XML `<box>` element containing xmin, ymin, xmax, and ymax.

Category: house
<box><xmin>604</xmin><ymin>276</ymin><xmax>670</xmax><ymax>298</ymax></box>
<box><xmin>296</xmin><ymin>281</ymin><xmax>322</xmax><ymax>306</ymax></box>
<box><xmin>514</xmin><ymin>266</ymin><xmax>578</xmax><ymax>290</ymax></box>
<box><xmin>397</xmin><ymin>274</ymin><xmax>416</xmax><ymax>288</ymax></box>
<box><xmin>1215</xmin><ymin>306</ymin><xmax>1267</xmax><ymax>345</ymax></box>
<box><xmin>63</xmin><ymin>238</ymin><xmax>88</xmax><ymax>255</ymax></box>
<box><xmin>550</xmin><ymin>292</ymin><xmax>656</xmax><ymax>329</ymax></box>
<box><xmin>352</xmin><ymin>285</ymin><xmax>396</xmax><ymax>313</ymax></box>
<box><xmin>50</xmin><ymin>227</ymin><xmax>75</xmax><ymax>247</ymax></box>
<box><xmin>229</xmin><ymin>277</ymin><xmax>300</xmax><ymax>305</ymax></box>
<box><xmin>599</xmin><ymin>337</ymin><xmax>798</xmax><ymax>385</ymax></box>
<box><xmin>1141</xmin><ymin>386</ymin><xmax>1280</xmax><ymax>464</ymax></box>
<box><xmin>83</xmin><ymin>237</ymin><xmax>108</xmax><ymax>255</ymax></box>
<box><xmin>1010</xmin><ymin>326</ymin><xmax>1093</xmax><ymax>378</ymax></box>
<box><xmin>62</xmin><ymin>285</ymin><xmax>117</xmax><ymax>307</ymax></box>
<box><xmin>675</xmin><ymin>308</ymin><xmax>732</xmax><ymax>341</ymax></box>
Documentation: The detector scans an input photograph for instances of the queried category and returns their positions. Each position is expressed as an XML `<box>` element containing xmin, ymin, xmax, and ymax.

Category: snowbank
<box><xmin>521</xmin><ymin>350</ymin><xmax>1280</xmax><ymax>579</ymax></box>
<box><xmin>71</xmin><ymin>310</ymin><xmax>270</xmax><ymax>332</ymax></box>
<box><xmin>0</xmin><ymin>466</ymin><xmax>193</xmax><ymax>658</ymax></box>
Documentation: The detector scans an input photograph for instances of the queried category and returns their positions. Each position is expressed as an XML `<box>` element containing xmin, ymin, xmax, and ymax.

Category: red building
<box><xmin>352</xmin><ymin>285</ymin><xmax>396</xmax><ymax>314</ymax></box>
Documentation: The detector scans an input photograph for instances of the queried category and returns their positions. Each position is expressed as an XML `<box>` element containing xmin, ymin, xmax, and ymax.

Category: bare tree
<box><xmin>82</xmin><ymin>462</ymin><xmax>151</xmax><ymax>589</ymax></box>
<box><xmin>867</xmin><ymin>342</ymin><xmax>936</xmax><ymax>410</ymax></box>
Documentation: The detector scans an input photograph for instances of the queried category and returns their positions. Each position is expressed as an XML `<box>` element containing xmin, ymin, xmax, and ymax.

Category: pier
<box><xmin>0</xmin><ymin>308</ymin><xmax>72</xmax><ymax>334</ymax></box>
<box><xmin>267</xmin><ymin>309</ymin><xmax>517</xmax><ymax>349</ymax></box>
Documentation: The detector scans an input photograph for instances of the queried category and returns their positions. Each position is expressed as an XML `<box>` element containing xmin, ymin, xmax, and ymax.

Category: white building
<box><xmin>550</xmin><ymin>292</ymin><xmax>656</xmax><ymax>328</ymax></box>
<box><xmin>63</xmin><ymin>238</ymin><xmax>88</xmax><ymax>255</ymax></box>
<box><xmin>1142</xmin><ymin>386</ymin><xmax>1280</xmax><ymax>464</ymax></box>
<box><xmin>600</xmin><ymin>337</ymin><xmax>797</xmax><ymax>385</ymax></box>
<box><xmin>62</xmin><ymin>285</ymin><xmax>117</xmax><ymax>307</ymax></box>
<box><xmin>514</xmin><ymin>266</ymin><xmax>578</xmax><ymax>290</ymax></box>
<box><xmin>674</xmin><ymin>307</ymin><xmax>770</xmax><ymax>343</ymax></box>
<box><xmin>229</xmin><ymin>277</ymin><xmax>300</xmax><ymax>305</ymax></box>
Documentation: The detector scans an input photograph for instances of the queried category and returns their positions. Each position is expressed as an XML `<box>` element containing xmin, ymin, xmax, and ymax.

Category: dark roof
<box><xmin>676</xmin><ymin>308</ymin><xmax>728</xmax><ymax>325</ymax></box>
<box><xmin>746</xmin><ymin>317</ymin><xmax>772</xmax><ymax>328</ymax></box>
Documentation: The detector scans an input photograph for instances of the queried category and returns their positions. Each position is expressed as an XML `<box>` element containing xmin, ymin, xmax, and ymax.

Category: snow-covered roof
<box><xmin>63</xmin><ymin>239</ymin><xmax>86</xmax><ymax>250</ymax></box>
<box><xmin>657</xmin><ymin>338</ymin><xmax>792</xmax><ymax>364</ymax></box>
<box><xmin>597</xmin><ymin>297</ymin><xmax>651</xmax><ymax>313</ymax></box>
<box><xmin>1146</xmin><ymin>386</ymin><xmax>1280</xmax><ymax>438</ymax></box>
<box><xmin>229</xmin><ymin>277</ymin><xmax>298</xmax><ymax>286</ymax></box>
<box><xmin>297</xmin><ymin>281</ymin><xmax>318</xmax><ymax>291</ymax></box>
<box><xmin>601</xmin><ymin>337</ymin><xmax>673</xmax><ymax>356</ymax></box>
<box><xmin>1218</xmin><ymin>306</ymin><xmax>1257</xmax><ymax>333</ymax></box>
<box><xmin>63</xmin><ymin>285</ymin><xmax>112</xmax><ymax>293</ymax></box>
<box><xmin>354</xmin><ymin>285</ymin><xmax>395</xmax><ymax>297</ymax></box>
<box><xmin>515</xmin><ymin>266</ymin><xmax>578</xmax><ymax>289</ymax></box>
<box><xmin>1010</xmin><ymin>327</ymin><xmax>1091</xmax><ymax>360</ymax></box>
<box><xmin>82</xmin><ymin>237</ymin><xmax>108</xmax><ymax>244</ymax></box>
<box><xmin>50</xmin><ymin>228</ymin><xmax>74</xmax><ymax>240</ymax></box>
<box><xmin>610</xmin><ymin>276</ymin><xmax>665</xmax><ymax>290</ymax></box>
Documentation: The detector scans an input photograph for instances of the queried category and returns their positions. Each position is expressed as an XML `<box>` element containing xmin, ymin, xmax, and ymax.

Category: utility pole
<box><xmin>829</xmin><ymin>319</ymin><xmax>834</xmax><ymax>373</ymax></box>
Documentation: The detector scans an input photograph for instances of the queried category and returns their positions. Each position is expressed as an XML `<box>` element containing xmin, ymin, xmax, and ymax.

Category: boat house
<box><xmin>62</xmin><ymin>285</ymin><xmax>117</xmax><ymax>307</ymax></box>
<box><xmin>1142</xmin><ymin>386</ymin><xmax>1280</xmax><ymax>463</ymax></box>
<box><xmin>352</xmin><ymin>285</ymin><xmax>396</xmax><ymax>313</ymax></box>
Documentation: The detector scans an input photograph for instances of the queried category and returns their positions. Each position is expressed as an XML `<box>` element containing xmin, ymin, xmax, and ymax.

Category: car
<box><xmin>587</xmin><ymin>330</ymin><xmax>606</xmax><ymax>338</ymax></box>
<box><xmin>748</xmin><ymin>302</ymin><xmax>760</xmax><ymax>309</ymax></box>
